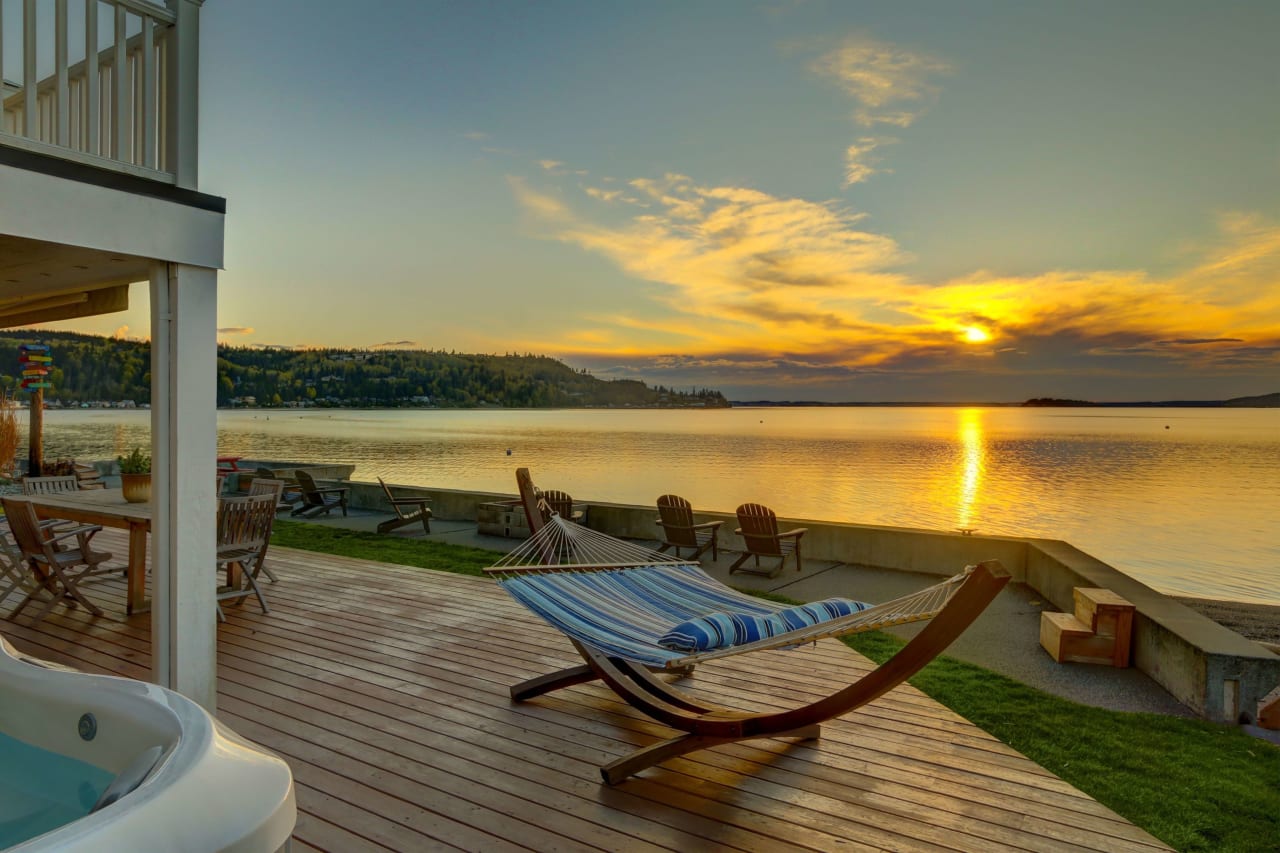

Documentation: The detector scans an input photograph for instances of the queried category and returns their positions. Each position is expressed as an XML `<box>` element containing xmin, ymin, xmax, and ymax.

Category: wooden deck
<box><xmin>2</xmin><ymin>530</ymin><xmax>1171</xmax><ymax>852</ymax></box>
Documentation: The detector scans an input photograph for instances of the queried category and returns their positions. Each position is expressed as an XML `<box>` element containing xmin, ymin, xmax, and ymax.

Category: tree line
<box><xmin>0</xmin><ymin>331</ymin><xmax>729</xmax><ymax>409</ymax></box>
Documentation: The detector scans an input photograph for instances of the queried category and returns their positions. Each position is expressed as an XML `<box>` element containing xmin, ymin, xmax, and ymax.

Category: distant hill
<box><xmin>0</xmin><ymin>330</ymin><xmax>729</xmax><ymax>409</ymax></box>
<box><xmin>1021</xmin><ymin>398</ymin><xmax>1095</xmax><ymax>407</ymax></box>
<box><xmin>1223</xmin><ymin>392</ymin><xmax>1280</xmax><ymax>408</ymax></box>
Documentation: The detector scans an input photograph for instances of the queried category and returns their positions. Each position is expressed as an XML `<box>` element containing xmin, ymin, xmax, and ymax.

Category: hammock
<box><xmin>488</xmin><ymin>468</ymin><xmax>1011</xmax><ymax>784</ymax></box>
<box><xmin>488</xmin><ymin>516</ymin><xmax>972</xmax><ymax>670</ymax></box>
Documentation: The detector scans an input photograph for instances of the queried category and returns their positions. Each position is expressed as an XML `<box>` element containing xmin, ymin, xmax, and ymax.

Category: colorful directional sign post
<box><xmin>19</xmin><ymin>343</ymin><xmax>51</xmax><ymax>475</ymax></box>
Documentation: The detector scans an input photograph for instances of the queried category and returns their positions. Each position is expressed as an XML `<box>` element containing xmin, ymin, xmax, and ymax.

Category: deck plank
<box><xmin>1</xmin><ymin>531</ymin><xmax>1171</xmax><ymax>852</ymax></box>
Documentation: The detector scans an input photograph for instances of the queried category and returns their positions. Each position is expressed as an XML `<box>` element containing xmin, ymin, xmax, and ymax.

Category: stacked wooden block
<box><xmin>1259</xmin><ymin>687</ymin><xmax>1280</xmax><ymax>730</ymax></box>
<box><xmin>1039</xmin><ymin>587</ymin><xmax>1135</xmax><ymax>667</ymax></box>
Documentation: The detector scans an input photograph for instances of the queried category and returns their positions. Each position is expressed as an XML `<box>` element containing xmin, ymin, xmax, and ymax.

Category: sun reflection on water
<box><xmin>955</xmin><ymin>408</ymin><xmax>986</xmax><ymax>531</ymax></box>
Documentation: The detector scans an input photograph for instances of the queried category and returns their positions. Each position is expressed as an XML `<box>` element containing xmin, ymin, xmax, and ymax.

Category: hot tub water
<box><xmin>0</xmin><ymin>730</ymin><xmax>114</xmax><ymax>847</ymax></box>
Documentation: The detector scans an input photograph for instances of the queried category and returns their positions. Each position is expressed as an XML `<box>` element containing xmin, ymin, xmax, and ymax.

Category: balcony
<box><xmin>0</xmin><ymin>0</ymin><xmax>198</xmax><ymax>187</ymax></box>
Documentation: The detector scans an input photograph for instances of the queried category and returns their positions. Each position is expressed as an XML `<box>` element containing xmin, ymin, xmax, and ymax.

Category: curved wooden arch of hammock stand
<box><xmin>508</xmin><ymin>468</ymin><xmax>1011</xmax><ymax>785</ymax></box>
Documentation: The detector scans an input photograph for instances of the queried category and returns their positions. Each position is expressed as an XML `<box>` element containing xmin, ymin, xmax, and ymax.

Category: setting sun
<box><xmin>962</xmin><ymin>326</ymin><xmax>991</xmax><ymax>344</ymax></box>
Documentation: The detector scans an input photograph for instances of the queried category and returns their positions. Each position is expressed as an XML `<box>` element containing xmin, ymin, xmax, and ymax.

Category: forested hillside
<box><xmin>0</xmin><ymin>331</ymin><xmax>728</xmax><ymax>409</ymax></box>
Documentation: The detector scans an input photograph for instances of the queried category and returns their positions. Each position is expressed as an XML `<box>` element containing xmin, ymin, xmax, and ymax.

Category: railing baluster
<box><xmin>56</xmin><ymin>0</ymin><xmax>71</xmax><ymax>147</ymax></box>
<box><xmin>3</xmin><ymin>0</ymin><xmax>180</xmax><ymax>180</ymax></box>
<box><xmin>113</xmin><ymin>2</ymin><xmax>128</xmax><ymax>160</ymax></box>
<box><xmin>86</xmin><ymin>0</ymin><xmax>101</xmax><ymax>155</ymax></box>
<box><xmin>23</xmin><ymin>0</ymin><xmax>37</xmax><ymax>139</ymax></box>
<box><xmin>141</xmin><ymin>14</ymin><xmax>156</xmax><ymax>168</ymax></box>
<box><xmin>0</xmin><ymin>2</ymin><xmax>6</xmax><ymax>128</ymax></box>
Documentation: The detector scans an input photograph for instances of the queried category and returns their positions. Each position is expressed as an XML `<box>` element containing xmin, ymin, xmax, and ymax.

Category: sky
<box><xmin>49</xmin><ymin>0</ymin><xmax>1280</xmax><ymax>402</ymax></box>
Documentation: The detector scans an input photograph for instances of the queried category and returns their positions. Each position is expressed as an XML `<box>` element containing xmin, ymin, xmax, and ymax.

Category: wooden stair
<box><xmin>1039</xmin><ymin>587</ymin><xmax>1134</xmax><ymax>667</ymax></box>
<box><xmin>1258</xmin><ymin>686</ymin><xmax>1280</xmax><ymax>730</ymax></box>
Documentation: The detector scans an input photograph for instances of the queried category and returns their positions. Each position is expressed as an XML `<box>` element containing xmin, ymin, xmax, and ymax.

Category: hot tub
<box><xmin>0</xmin><ymin>635</ymin><xmax>295</xmax><ymax>851</ymax></box>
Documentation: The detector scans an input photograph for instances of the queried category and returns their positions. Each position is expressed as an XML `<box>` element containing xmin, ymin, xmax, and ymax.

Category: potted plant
<box><xmin>117</xmin><ymin>447</ymin><xmax>152</xmax><ymax>503</ymax></box>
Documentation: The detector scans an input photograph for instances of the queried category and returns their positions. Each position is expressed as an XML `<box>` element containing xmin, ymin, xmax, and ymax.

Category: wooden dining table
<box><xmin>18</xmin><ymin>489</ymin><xmax>152</xmax><ymax>614</ymax></box>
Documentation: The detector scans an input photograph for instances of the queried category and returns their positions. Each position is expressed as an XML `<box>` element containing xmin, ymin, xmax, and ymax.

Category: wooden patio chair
<box><xmin>0</xmin><ymin>527</ymin><xmax>39</xmax><ymax>613</ymax></box>
<box><xmin>21</xmin><ymin>475</ymin><xmax>80</xmax><ymax>496</ymax></box>
<box><xmin>215</xmin><ymin>494</ymin><xmax>276</xmax><ymax>620</ymax></box>
<box><xmin>245</xmin><ymin>479</ymin><xmax>290</xmax><ymax>581</ymax></box>
<box><xmin>2</xmin><ymin>497</ymin><xmax>117</xmax><ymax>624</ymax></box>
<box><xmin>375</xmin><ymin>478</ymin><xmax>432</xmax><ymax>535</ymax></box>
<box><xmin>730</xmin><ymin>503</ymin><xmax>807</xmax><ymax>577</ymax></box>
<box><xmin>21</xmin><ymin>476</ymin><xmax>84</xmax><ymax>539</ymax></box>
<box><xmin>655</xmin><ymin>494</ymin><xmax>722</xmax><ymax>562</ymax></box>
<box><xmin>290</xmin><ymin>470</ymin><xmax>349</xmax><ymax>519</ymax></box>
<box><xmin>490</xmin><ymin>476</ymin><xmax>1010</xmax><ymax>784</ymax></box>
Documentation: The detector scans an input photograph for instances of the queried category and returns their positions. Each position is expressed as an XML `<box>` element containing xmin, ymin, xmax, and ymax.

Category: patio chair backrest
<box><xmin>736</xmin><ymin>503</ymin><xmax>784</xmax><ymax>557</ymax></box>
<box><xmin>249</xmin><ymin>478</ymin><xmax>286</xmax><ymax>505</ymax></box>
<box><xmin>217</xmin><ymin>494</ymin><xmax>277</xmax><ymax>551</ymax></box>
<box><xmin>656</xmin><ymin>495</ymin><xmax>697</xmax><ymax>546</ymax></box>
<box><xmin>22</xmin><ymin>476</ymin><xmax>80</xmax><ymax>496</ymax></box>
<box><xmin>294</xmin><ymin>470</ymin><xmax>322</xmax><ymax>499</ymax></box>
<box><xmin>2</xmin><ymin>498</ymin><xmax>54</xmax><ymax>563</ymax></box>
<box><xmin>538</xmin><ymin>489</ymin><xmax>575</xmax><ymax>522</ymax></box>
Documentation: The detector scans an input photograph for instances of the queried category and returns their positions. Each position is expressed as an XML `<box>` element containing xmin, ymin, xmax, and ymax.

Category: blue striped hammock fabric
<box><xmin>490</xmin><ymin>517</ymin><xmax>970</xmax><ymax>669</ymax></box>
<box><xmin>501</xmin><ymin>564</ymin><xmax>868</xmax><ymax>667</ymax></box>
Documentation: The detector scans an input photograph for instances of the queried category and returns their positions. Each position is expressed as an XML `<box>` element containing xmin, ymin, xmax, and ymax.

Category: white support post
<box><xmin>150</xmin><ymin>261</ymin><xmax>218</xmax><ymax>711</ymax></box>
<box><xmin>164</xmin><ymin>0</ymin><xmax>201</xmax><ymax>189</ymax></box>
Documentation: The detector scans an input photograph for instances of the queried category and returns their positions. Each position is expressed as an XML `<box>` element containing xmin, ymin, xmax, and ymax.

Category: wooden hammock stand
<box><xmin>492</xmin><ymin>468</ymin><xmax>1010</xmax><ymax>784</ymax></box>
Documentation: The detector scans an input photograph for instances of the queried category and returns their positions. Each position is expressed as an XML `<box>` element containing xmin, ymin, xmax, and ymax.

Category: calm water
<box><xmin>30</xmin><ymin>406</ymin><xmax>1280</xmax><ymax>605</ymax></box>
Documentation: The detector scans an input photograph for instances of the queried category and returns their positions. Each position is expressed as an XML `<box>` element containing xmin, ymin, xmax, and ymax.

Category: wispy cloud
<box><xmin>218</xmin><ymin>326</ymin><xmax>254</xmax><ymax>336</ymax></box>
<box><xmin>810</xmin><ymin>35</ymin><xmax>950</xmax><ymax>127</ymax></box>
<box><xmin>372</xmin><ymin>340</ymin><xmax>419</xmax><ymax>349</ymax></box>
<box><xmin>804</xmin><ymin>34</ymin><xmax>950</xmax><ymax>186</ymax></box>
<box><xmin>843</xmin><ymin>137</ymin><xmax>895</xmax><ymax>186</ymax></box>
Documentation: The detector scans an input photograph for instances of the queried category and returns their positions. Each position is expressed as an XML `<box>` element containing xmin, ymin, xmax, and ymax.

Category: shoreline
<box><xmin>1174</xmin><ymin>596</ymin><xmax>1280</xmax><ymax>648</ymax></box>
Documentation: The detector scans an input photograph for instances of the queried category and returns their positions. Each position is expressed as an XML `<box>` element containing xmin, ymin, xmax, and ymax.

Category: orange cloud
<box><xmin>508</xmin><ymin>169</ymin><xmax>1280</xmax><ymax>384</ymax></box>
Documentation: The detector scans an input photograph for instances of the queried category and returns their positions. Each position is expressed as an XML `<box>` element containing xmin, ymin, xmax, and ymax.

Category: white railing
<box><xmin>0</xmin><ymin>0</ymin><xmax>200</xmax><ymax>186</ymax></box>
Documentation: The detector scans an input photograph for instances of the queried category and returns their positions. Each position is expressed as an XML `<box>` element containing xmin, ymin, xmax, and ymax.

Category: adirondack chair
<box><xmin>376</xmin><ymin>478</ymin><xmax>432</xmax><ymax>534</ymax></box>
<box><xmin>2</xmin><ymin>497</ymin><xmax>117</xmax><ymax>623</ymax></box>
<box><xmin>730</xmin><ymin>503</ymin><xmax>807</xmax><ymax>577</ymax></box>
<box><xmin>655</xmin><ymin>494</ymin><xmax>721</xmax><ymax>562</ymax></box>
<box><xmin>538</xmin><ymin>489</ymin><xmax>584</xmax><ymax>524</ymax></box>
<box><xmin>290</xmin><ymin>470</ymin><xmax>349</xmax><ymax>518</ymax></box>
<box><xmin>255</xmin><ymin>467</ymin><xmax>303</xmax><ymax>507</ymax></box>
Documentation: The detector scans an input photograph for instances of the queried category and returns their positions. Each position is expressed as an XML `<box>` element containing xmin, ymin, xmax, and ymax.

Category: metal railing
<box><xmin>0</xmin><ymin>0</ymin><xmax>199</xmax><ymax>186</ymax></box>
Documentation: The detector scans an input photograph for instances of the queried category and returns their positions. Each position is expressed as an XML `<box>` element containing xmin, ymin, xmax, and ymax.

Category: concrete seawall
<box><xmin>330</xmin><ymin>477</ymin><xmax>1278</xmax><ymax>723</ymax></box>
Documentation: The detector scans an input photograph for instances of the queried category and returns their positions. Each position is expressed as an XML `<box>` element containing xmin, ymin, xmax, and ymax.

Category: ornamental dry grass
<box><xmin>0</xmin><ymin>393</ymin><xmax>20</xmax><ymax>481</ymax></box>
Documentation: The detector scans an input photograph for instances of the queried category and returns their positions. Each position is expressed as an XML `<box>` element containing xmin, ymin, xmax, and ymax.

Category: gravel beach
<box><xmin>1175</xmin><ymin>596</ymin><xmax>1280</xmax><ymax>649</ymax></box>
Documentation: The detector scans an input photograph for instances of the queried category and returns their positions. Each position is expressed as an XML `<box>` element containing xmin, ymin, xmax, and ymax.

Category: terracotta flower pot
<box><xmin>120</xmin><ymin>472</ymin><xmax>152</xmax><ymax>503</ymax></box>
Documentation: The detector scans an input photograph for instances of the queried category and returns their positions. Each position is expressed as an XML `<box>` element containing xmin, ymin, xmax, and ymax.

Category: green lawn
<box><xmin>271</xmin><ymin>521</ymin><xmax>1280</xmax><ymax>852</ymax></box>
